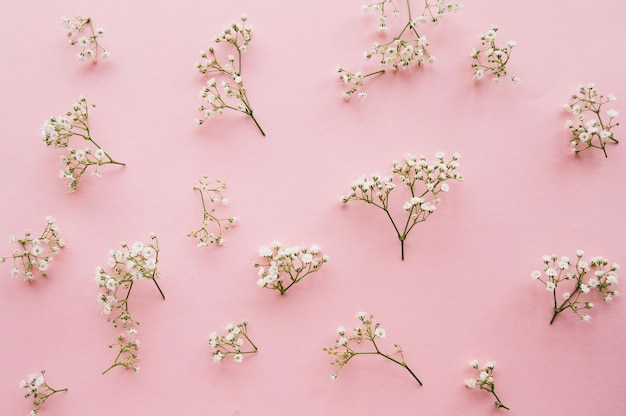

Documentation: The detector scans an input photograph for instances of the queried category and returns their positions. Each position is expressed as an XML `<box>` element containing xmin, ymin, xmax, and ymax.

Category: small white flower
<box><xmin>374</xmin><ymin>327</ymin><xmax>386</xmax><ymax>338</ymax></box>
<box><xmin>258</xmin><ymin>246</ymin><xmax>273</xmax><ymax>257</ymax></box>
<box><xmin>530</xmin><ymin>270</ymin><xmax>542</xmax><ymax>279</ymax></box>
<box><xmin>545</xmin><ymin>282</ymin><xmax>556</xmax><ymax>291</ymax></box>
<box><xmin>465</xmin><ymin>378</ymin><xmax>477</xmax><ymax>388</ymax></box>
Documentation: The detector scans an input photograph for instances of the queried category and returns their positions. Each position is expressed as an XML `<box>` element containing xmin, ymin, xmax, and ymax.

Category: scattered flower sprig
<box><xmin>40</xmin><ymin>96</ymin><xmax>125</xmax><ymax>192</ymax></box>
<box><xmin>209</xmin><ymin>320</ymin><xmax>258</xmax><ymax>364</ymax></box>
<box><xmin>187</xmin><ymin>177</ymin><xmax>237</xmax><ymax>247</ymax></box>
<box><xmin>195</xmin><ymin>14</ymin><xmax>265</xmax><ymax>136</ymax></box>
<box><xmin>564</xmin><ymin>84</ymin><xmax>620</xmax><ymax>157</ymax></box>
<box><xmin>20</xmin><ymin>371</ymin><xmax>67</xmax><ymax>416</ymax></box>
<box><xmin>61</xmin><ymin>15</ymin><xmax>109</xmax><ymax>62</ymax></box>
<box><xmin>337</xmin><ymin>0</ymin><xmax>462</xmax><ymax>100</ymax></box>
<box><xmin>324</xmin><ymin>311</ymin><xmax>422</xmax><ymax>385</ymax></box>
<box><xmin>531</xmin><ymin>250</ymin><xmax>619</xmax><ymax>324</ymax></box>
<box><xmin>340</xmin><ymin>152</ymin><xmax>463</xmax><ymax>260</ymax></box>
<box><xmin>254</xmin><ymin>242</ymin><xmax>329</xmax><ymax>295</ymax></box>
<box><xmin>95</xmin><ymin>234</ymin><xmax>165</xmax><ymax>374</ymax></box>
<box><xmin>465</xmin><ymin>360</ymin><xmax>509</xmax><ymax>410</ymax></box>
<box><xmin>470</xmin><ymin>25</ymin><xmax>519</xmax><ymax>84</ymax></box>
<box><xmin>0</xmin><ymin>216</ymin><xmax>64</xmax><ymax>282</ymax></box>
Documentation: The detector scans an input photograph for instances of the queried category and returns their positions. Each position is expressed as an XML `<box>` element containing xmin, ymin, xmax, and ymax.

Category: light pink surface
<box><xmin>1</xmin><ymin>0</ymin><xmax>625</xmax><ymax>414</ymax></box>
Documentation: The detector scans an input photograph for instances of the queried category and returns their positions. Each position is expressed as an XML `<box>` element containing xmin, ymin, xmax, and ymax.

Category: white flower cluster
<box><xmin>20</xmin><ymin>371</ymin><xmax>67</xmax><ymax>416</ymax></box>
<box><xmin>254</xmin><ymin>243</ymin><xmax>329</xmax><ymax>295</ymax></box>
<box><xmin>195</xmin><ymin>14</ymin><xmax>265</xmax><ymax>135</ymax></box>
<box><xmin>1</xmin><ymin>216</ymin><xmax>64</xmax><ymax>282</ymax></box>
<box><xmin>61</xmin><ymin>15</ymin><xmax>109</xmax><ymax>62</ymax></box>
<box><xmin>324</xmin><ymin>311</ymin><xmax>421</xmax><ymax>385</ymax></box>
<box><xmin>564</xmin><ymin>84</ymin><xmax>620</xmax><ymax>157</ymax></box>
<box><xmin>470</xmin><ymin>25</ymin><xmax>519</xmax><ymax>84</ymax></box>
<box><xmin>341</xmin><ymin>152</ymin><xmax>462</xmax><ymax>260</ymax></box>
<box><xmin>95</xmin><ymin>234</ymin><xmax>164</xmax><ymax>374</ymax></box>
<box><xmin>40</xmin><ymin>96</ymin><xmax>125</xmax><ymax>192</ymax></box>
<box><xmin>187</xmin><ymin>177</ymin><xmax>237</xmax><ymax>247</ymax></box>
<box><xmin>465</xmin><ymin>360</ymin><xmax>509</xmax><ymax>410</ymax></box>
<box><xmin>209</xmin><ymin>320</ymin><xmax>258</xmax><ymax>364</ymax></box>
<box><xmin>531</xmin><ymin>250</ymin><xmax>619</xmax><ymax>324</ymax></box>
<box><xmin>338</xmin><ymin>0</ymin><xmax>462</xmax><ymax>100</ymax></box>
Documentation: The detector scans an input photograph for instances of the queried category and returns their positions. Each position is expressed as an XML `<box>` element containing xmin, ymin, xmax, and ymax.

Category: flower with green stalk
<box><xmin>470</xmin><ymin>25</ymin><xmax>519</xmax><ymax>84</ymax></box>
<box><xmin>20</xmin><ymin>370</ymin><xmax>68</xmax><ymax>416</ymax></box>
<box><xmin>341</xmin><ymin>152</ymin><xmax>462</xmax><ymax>260</ymax></box>
<box><xmin>187</xmin><ymin>177</ymin><xmax>237</xmax><ymax>247</ymax></box>
<box><xmin>209</xmin><ymin>320</ymin><xmax>258</xmax><ymax>364</ymax></box>
<box><xmin>465</xmin><ymin>360</ymin><xmax>509</xmax><ymax>410</ymax></box>
<box><xmin>325</xmin><ymin>311</ymin><xmax>422</xmax><ymax>385</ymax></box>
<box><xmin>61</xmin><ymin>14</ymin><xmax>110</xmax><ymax>62</ymax></box>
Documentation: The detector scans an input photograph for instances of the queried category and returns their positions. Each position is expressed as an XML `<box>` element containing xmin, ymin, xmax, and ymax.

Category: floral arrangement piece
<box><xmin>209</xmin><ymin>320</ymin><xmax>258</xmax><ymax>364</ymax></box>
<box><xmin>324</xmin><ymin>311</ymin><xmax>422</xmax><ymax>385</ymax></box>
<box><xmin>61</xmin><ymin>15</ymin><xmax>109</xmax><ymax>62</ymax></box>
<box><xmin>340</xmin><ymin>152</ymin><xmax>462</xmax><ymax>260</ymax></box>
<box><xmin>254</xmin><ymin>242</ymin><xmax>329</xmax><ymax>295</ymax></box>
<box><xmin>531</xmin><ymin>250</ymin><xmax>619</xmax><ymax>324</ymax></box>
<box><xmin>0</xmin><ymin>216</ymin><xmax>64</xmax><ymax>282</ymax></box>
<box><xmin>470</xmin><ymin>25</ymin><xmax>519</xmax><ymax>83</ymax></box>
<box><xmin>564</xmin><ymin>84</ymin><xmax>620</xmax><ymax>157</ymax></box>
<box><xmin>40</xmin><ymin>96</ymin><xmax>125</xmax><ymax>192</ymax></box>
<box><xmin>337</xmin><ymin>0</ymin><xmax>462</xmax><ymax>100</ymax></box>
<box><xmin>95</xmin><ymin>233</ymin><xmax>165</xmax><ymax>374</ymax></box>
<box><xmin>465</xmin><ymin>360</ymin><xmax>509</xmax><ymax>410</ymax></box>
<box><xmin>187</xmin><ymin>177</ymin><xmax>237</xmax><ymax>247</ymax></box>
<box><xmin>20</xmin><ymin>370</ymin><xmax>67</xmax><ymax>416</ymax></box>
<box><xmin>195</xmin><ymin>14</ymin><xmax>265</xmax><ymax>136</ymax></box>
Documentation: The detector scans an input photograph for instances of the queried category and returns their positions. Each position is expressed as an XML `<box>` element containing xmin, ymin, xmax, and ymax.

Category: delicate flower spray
<box><xmin>324</xmin><ymin>312</ymin><xmax>422</xmax><ymax>385</ymax></box>
<box><xmin>465</xmin><ymin>360</ymin><xmax>509</xmax><ymax>410</ymax></box>
<box><xmin>195</xmin><ymin>14</ymin><xmax>265</xmax><ymax>136</ymax></box>
<box><xmin>40</xmin><ymin>96</ymin><xmax>125</xmax><ymax>192</ymax></box>
<box><xmin>340</xmin><ymin>152</ymin><xmax>462</xmax><ymax>260</ymax></box>
<box><xmin>254</xmin><ymin>243</ymin><xmax>329</xmax><ymax>295</ymax></box>
<box><xmin>531</xmin><ymin>250</ymin><xmax>619</xmax><ymax>324</ymax></box>
<box><xmin>470</xmin><ymin>25</ymin><xmax>519</xmax><ymax>83</ymax></box>
<box><xmin>187</xmin><ymin>177</ymin><xmax>237</xmax><ymax>247</ymax></box>
<box><xmin>0</xmin><ymin>216</ymin><xmax>64</xmax><ymax>282</ymax></box>
<box><xmin>564</xmin><ymin>84</ymin><xmax>619</xmax><ymax>157</ymax></box>
<box><xmin>209</xmin><ymin>321</ymin><xmax>258</xmax><ymax>364</ymax></box>
<box><xmin>61</xmin><ymin>15</ymin><xmax>109</xmax><ymax>62</ymax></box>
<box><xmin>95</xmin><ymin>234</ymin><xmax>165</xmax><ymax>374</ymax></box>
<box><xmin>337</xmin><ymin>0</ymin><xmax>462</xmax><ymax>100</ymax></box>
<box><xmin>20</xmin><ymin>371</ymin><xmax>67</xmax><ymax>416</ymax></box>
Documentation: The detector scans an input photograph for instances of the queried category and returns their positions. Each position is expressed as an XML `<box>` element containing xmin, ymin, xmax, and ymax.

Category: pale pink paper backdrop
<box><xmin>0</xmin><ymin>0</ymin><xmax>624</xmax><ymax>415</ymax></box>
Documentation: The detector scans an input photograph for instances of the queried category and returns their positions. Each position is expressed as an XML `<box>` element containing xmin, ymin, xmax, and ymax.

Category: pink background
<box><xmin>1</xmin><ymin>0</ymin><xmax>625</xmax><ymax>415</ymax></box>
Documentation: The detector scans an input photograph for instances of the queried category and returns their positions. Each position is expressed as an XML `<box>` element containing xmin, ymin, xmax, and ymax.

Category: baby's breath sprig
<box><xmin>337</xmin><ymin>0</ymin><xmax>462</xmax><ymax>100</ymax></box>
<box><xmin>531</xmin><ymin>250</ymin><xmax>619</xmax><ymax>325</ymax></box>
<box><xmin>41</xmin><ymin>96</ymin><xmax>125</xmax><ymax>192</ymax></box>
<box><xmin>564</xmin><ymin>84</ymin><xmax>620</xmax><ymax>157</ymax></box>
<box><xmin>187</xmin><ymin>177</ymin><xmax>237</xmax><ymax>247</ymax></box>
<box><xmin>341</xmin><ymin>152</ymin><xmax>462</xmax><ymax>260</ymax></box>
<box><xmin>465</xmin><ymin>360</ymin><xmax>509</xmax><ymax>410</ymax></box>
<box><xmin>324</xmin><ymin>311</ymin><xmax>422</xmax><ymax>385</ymax></box>
<box><xmin>470</xmin><ymin>25</ymin><xmax>519</xmax><ymax>84</ymax></box>
<box><xmin>95</xmin><ymin>234</ymin><xmax>164</xmax><ymax>374</ymax></box>
<box><xmin>195</xmin><ymin>14</ymin><xmax>265</xmax><ymax>136</ymax></box>
<box><xmin>254</xmin><ymin>242</ymin><xmax>329</xmax><ymax>295</ymax></box>
<box><xmin>20</xmin><ymin>371</ymin><xmax>67</xmax><ymax>416</ymax></box>
<box><xmin>209</xmin><ymin>320</ymin><xmax>258</xmax><ymax>364</ymax></box>
<box><xmin>61</xmin><ymin>15</ymin><xmax>109</xmax><ymax>62</ymax></box>
<box><xmin>0</xmin><ymin>216</ymin><xmax>64</xmax><ymax>282</ymax></box>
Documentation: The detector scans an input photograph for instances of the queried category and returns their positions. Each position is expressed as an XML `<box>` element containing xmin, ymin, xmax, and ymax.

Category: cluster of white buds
<box><xmin>324</xmin><ymin>311</ymin><xmax>422</xmax><ymax>385</ymax></box>
<box><xmin>40</xmin><ymin>96</ymin><xmax>125</xmax><ymax>192</ymax></box>
<box><xmin>61</xmin><ymin>15</ymin><xmax>109</xmax><ymax>62</ymax></box>
<box><xmin>195</xmin><ymin>14</ymin><xmax>265</xmax><ymax>135</ymax></box>
<box><xmin>209</xmin><ymin>320</ymin><xmax>258</xmax><ymax>364</ymax></box>
<box><xmin>187</xmin><ymin>177</ymin><xmax>237</xmax><ymax>247</ymax></box>
<box><xmin>564</xmin><ymin>84</ymin><xmax>619</xmax><ymax>157</ymax></box>
<box><xmin>531</xmin><ymin>250</ymin><xmax>619</xmax><ymax>324</ymax></box>
<box><xmin>254</xmin><ymin>243</ymin><xmax>329</xmax><ymax>295</ymax></box>
<box><xmin>20</xmin><ymin>371</ymin><xmax>68</xmax><ymax>416</ymax></box>
<box><xmin>1</xmin><ymin>216</ymin><xmax>64</xmax><ymax>282</ymax></box>
<box><xmin>470</xmin><ymin>25</ymin><xmax>519</xmax><ymax>84</ymax></box>
<box><xmin>95</xmin><ymin>234</ymin><xmax>164</xmax><ymax>374</ymax></box>
<box><xmin>465</xmin><ymin>360</ymin><xmax>509</xmax><ymax>410</ymax></box>
<box><xmin>341</xmin><ymin>152</ymin><xmax>462</xmax><ymax>260</ymax></box>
